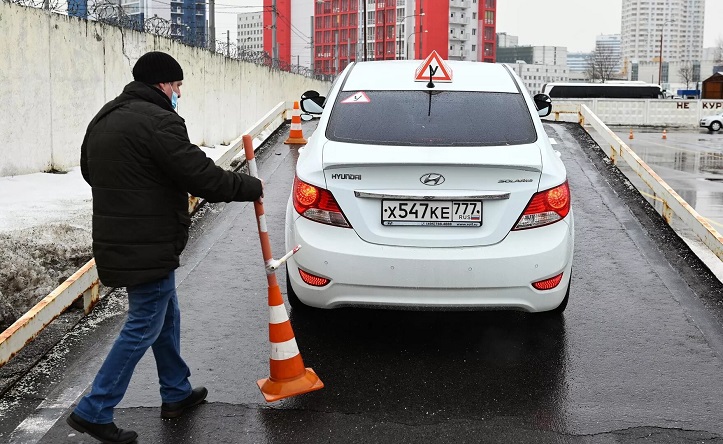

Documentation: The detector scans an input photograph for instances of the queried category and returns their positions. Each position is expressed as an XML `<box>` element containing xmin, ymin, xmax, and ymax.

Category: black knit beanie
<box><xmin>132</xmin><ymin>51</ymin><xmax>184</xmax><ymax>84</ymax></box>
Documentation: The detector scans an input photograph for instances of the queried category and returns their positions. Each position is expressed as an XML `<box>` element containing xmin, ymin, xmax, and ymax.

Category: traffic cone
<box><xmin>241</xmin><ymin>135</ymin><xmax>323</xmax><ymax>402</ymax></box>
<box><xmin>284</xmin><ymin>101</ymin><xmax>308</xmax><ymax>145</ymax></box>
<box><xmin>662</xmin><ymin>129</ymin><xmax>667</xmax><ymax>140</ymax></box>
<box><xmin>629</xmin><ymin>129</ymin><xmax>634</xmax><ymax>140</ymax></box>
<box><xmin>256</xmin><ymin>283</ymin><xmax>324</xmax><ymax>402</ymax></box>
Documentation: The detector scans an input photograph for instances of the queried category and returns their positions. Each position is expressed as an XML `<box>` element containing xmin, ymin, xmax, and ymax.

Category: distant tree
<box><xmin>584</xmin><ymin>47</ymin><xmax>620</xmax><ymax>83</ymax></box>
<box><xmin>678</xmin><ymin>63</ymin><xmax>694</xmax><ymax>90</ymax></box>
<box><xmin>583</xmin><ymin>54</ymin><xmax>598</xmax><ymax>82</ymax></box>
<box><xmin>715</xmin><ymin>38</ymin><xmax>723</xmax><ymax>63</ymax></box>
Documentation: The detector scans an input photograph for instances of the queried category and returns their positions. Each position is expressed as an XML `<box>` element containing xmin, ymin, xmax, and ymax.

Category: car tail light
<box><xmin>513</xmin><ymin>181</ymin><xmax>570</xmax><ymax>230</ymax></box>
<box><xmin>293</xmin><ymin>176</ymin><xmax>351</xmax><ymax>228</ymax></box>
<box><xmin>299</xmin><ymin>269</ymin><xmax>330</xmax><ymax>287</ymax></box>
<box><xmin>532</xmin><ymin>273</ymin><xmax>564</xmax><ymax>290</ymax></box>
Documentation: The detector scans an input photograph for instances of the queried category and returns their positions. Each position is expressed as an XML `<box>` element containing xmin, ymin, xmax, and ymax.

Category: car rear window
<box><xmin>325</xmin><ymin>90</ymin><xmax>537</xmax><ymax>146</ymax></box>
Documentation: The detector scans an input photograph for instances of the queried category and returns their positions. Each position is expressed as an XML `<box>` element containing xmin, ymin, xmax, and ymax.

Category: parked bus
<box><xmin>541</xmin><ymin>82</ymin><xmax>663</xmax><ymax>99</ymax></box>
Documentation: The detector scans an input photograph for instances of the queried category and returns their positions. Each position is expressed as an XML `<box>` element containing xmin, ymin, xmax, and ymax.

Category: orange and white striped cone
<box><xmin>629</xmin><ymin>129</ymin><xmax>634</xmax><ymax>140</ymax></box>
<box><xmin>242</xmin><ymin>135</ymin><xmax>323</xmax><ymax>402</ymax></box>
<box><xmin>284</xmin><ymin>101</ymin><xmax>308</xmax><ymax>146</ymax></box>
<box><xmin>662</xmin><ymin>129</ymin><xmax>667</xmax><ymax>140</ymax></box>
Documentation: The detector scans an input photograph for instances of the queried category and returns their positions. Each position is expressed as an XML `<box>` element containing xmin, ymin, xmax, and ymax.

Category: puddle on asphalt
<box><xmin>607</xmin><ymin>131</ymin><xmax>723</xmax><ymax>225</ymax></box>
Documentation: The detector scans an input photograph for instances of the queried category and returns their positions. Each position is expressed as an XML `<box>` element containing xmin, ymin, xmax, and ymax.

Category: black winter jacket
<box><xmin>80</xmin><ymin>81</ymin><xmax>262</xmax><ymax>287</ymax></box>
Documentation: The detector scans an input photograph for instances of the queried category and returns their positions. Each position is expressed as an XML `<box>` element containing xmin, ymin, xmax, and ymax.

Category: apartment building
<box><xmin>496</xmin><ymin>32</ymin><xmax>518</xmax><ymax>48</ymax></box>
<box><xmin>263</xmin><ymin>0</ymin><xmax>497</xmax><ymax>76</ymax></box>
<box><xmin>595</xmin><ymin>34</ymin><xmax>622</xmax><ymax>72</ymax></box>
<box><xmin>237</xmin><ymin>11</ymin><xmax>264</xmax><ymax>52</ymax></box>
<box><xmin>505</xmin><ymin>63</ymin><xmax>569</xmax><ymax>95</ymax></box>
<box><xmin>621</xmin><ymin>0</ymin><xmax>705</xmax><ymax>65</ymax></box>
<box><xmin>496</xmin><ymin>46</ymin><xmax>567</xmax><ymax>66</ymax></box>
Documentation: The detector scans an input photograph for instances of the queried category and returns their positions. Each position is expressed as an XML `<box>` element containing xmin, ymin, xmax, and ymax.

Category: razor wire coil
<box><xmin>3</xmin><ymin>0</ymin><xmax>334</xmax><ymax>81</ymax></box>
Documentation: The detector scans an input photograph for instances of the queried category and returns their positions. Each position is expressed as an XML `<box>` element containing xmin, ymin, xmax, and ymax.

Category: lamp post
<box><xmin>396</xmin><ymin>12</ymin><xmax>425</xmax><ymax>60</ymax></box>
<box><xmin>406</xmin><ymin>29</ymin><xmax>427</xmax><ymax>60</ymax></box>
<box><xmin>362</xmin><ymin>0</ymin><xmax>367</xmax><ymax>61</ymax></box>
<box><xmin>658</xmin><ymin>19</ymin><xmax>675</xmax><ymax>87</ymax></box>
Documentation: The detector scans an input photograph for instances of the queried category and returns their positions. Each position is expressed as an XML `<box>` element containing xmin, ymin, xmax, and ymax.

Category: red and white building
<box><xmin>263</xmin><ymin>0</ymin><xmax>496</xmax><ymax>76</ymax></box>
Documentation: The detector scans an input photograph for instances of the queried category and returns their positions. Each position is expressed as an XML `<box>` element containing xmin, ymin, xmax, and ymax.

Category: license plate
<box><xmin>381</xmin><ymin>200</ymin><xmax>482</xmax><ymax>227</ymax></box>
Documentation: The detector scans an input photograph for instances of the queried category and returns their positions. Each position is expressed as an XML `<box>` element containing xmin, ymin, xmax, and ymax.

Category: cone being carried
<box><xmin>241</xmin><ymin>134</ymin><xmax>323</xmax><ymax>402</ymax></box>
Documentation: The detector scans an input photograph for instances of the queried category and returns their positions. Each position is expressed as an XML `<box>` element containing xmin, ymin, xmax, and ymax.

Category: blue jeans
<box><xmin>74</xmin><ymin>271</ymin><xmax>192</xmax><ymax>424</ymax></box>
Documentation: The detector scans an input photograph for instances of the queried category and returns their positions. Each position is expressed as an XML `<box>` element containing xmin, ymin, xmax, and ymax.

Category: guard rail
<box><xmin>0</xmin><ymin>101</ymin><xmax>294</xmax><ymax>368</ymax></box>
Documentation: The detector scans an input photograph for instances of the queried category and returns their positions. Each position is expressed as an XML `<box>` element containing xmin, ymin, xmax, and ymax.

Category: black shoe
<box><xmin>160</xmin><ymin>386</ymin><xmax>208</xmax><ymax>418</ymax></box>
<box><xmin>66</xmin><ymin>412</ymin><xmax>138</xmax><ymax>444</ymax></box>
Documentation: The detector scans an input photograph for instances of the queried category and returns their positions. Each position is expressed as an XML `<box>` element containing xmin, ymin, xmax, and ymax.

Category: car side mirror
<box><xmin>533</xmin><ymin>93</ymin><xmax>552</xmax><ymax>118</ymax></box>
<box><xmin>301</xmin><ymin>96</ymin><xmax>325</xmax><ymax>115</ymax></box>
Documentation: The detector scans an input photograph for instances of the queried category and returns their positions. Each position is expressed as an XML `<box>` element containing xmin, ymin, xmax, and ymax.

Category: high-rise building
<box><xmin>416</xmin><ymin>0</ymin><xmax>497</xmax><ymax>64</ymax></box>
<box><xmin>621</xmin><ymin>0</ymin><xmax>705</xmax><ymax>65</ymax></box>
<box><xmin>496</xmin><ymin>32</ymin><xmax>518</xmax><ymax>48</ymax></box>
<box><xmin>496</xmin><ymin>46</ymin><xmax>567</xmax><ymax>66</ymax></box>
<box><xmin>67</xmin><ymin>0</ymin><xmax>88</xmax><ymax>18</ymax></box>
<box><xmin>595</xmin><ymin>34</ymin><xmax>622</xmax><ymax>73</ymax></box>
<box><xmin>169</xmin><ymin>0</ymin><xmax>206</xmax><ymax>46</ymax></box>
<box><xmin>237</xmin><ymin>11</ymin><xmax>264</xmax><ymax>53</ymax></box>
<box><xmin>263</xmin><ymin>0</ymin><xmax>497</xmax><ymax>76</ymax></box>
<box><xmin>567</xmin><ymin>52</ymin><xmax>592</xmax><ymax>73</ymax></box>
<box><xmin>93</xmin><ymin>0</ymin><xmax>206</xmax><ymax>46</ymax></box>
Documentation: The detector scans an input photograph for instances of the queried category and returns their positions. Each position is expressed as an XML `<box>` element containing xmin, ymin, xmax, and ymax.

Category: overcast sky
<box><xmin>213</xmin><ymin>1</ymin><xmax>723</xmax><ymax>53</ymax></box>
<box><xmin>496</xmin><ymin>0</ymin><xmax>723</xmax><ymax>52</ymax></box>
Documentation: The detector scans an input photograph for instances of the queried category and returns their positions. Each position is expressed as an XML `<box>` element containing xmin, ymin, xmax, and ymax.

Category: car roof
<box><xmin>340</xmin><ymin>60</ymin><xmax>521</xmax><ymax>93</ymax></box>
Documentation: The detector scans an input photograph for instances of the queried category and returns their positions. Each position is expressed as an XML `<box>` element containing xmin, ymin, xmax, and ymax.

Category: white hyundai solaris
<box><xmin>285</xmin><ymin>58</ymin><xmax>574</xmax><ymax>313</ymax></box>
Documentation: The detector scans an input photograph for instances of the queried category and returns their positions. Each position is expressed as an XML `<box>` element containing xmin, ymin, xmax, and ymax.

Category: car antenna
<box><xmin>426</xmin><ymin>65</ymin><xmax>436</xmax><ymax>89</ymax></box>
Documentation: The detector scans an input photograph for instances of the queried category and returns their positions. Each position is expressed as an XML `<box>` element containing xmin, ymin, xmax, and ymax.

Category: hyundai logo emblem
<box><xmin>420</xmin><ymin>173</ymin><xmax>445</xmax><ymax>186</ymax></box>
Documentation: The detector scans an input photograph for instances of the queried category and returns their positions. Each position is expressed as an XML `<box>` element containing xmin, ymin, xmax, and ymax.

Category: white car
<box><xmin>285</xmin><ymin>58</ymin><xmax>574</xmax><ymax>313</ymax></box>
<box><xmin>700</xmin><ymin>112</ymin><xmax>723</xmax><ymax>132</ymax></box>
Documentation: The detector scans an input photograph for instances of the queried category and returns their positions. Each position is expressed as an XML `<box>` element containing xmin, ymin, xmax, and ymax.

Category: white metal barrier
<box><xmin>0</xmin><ymin>260</ymin><xmax>99</xmax><ymax>367</ymax></box>
<box><xmin>579</xmin><ymin>104</ymin><xmax>723</xmax><ymax>261</ymax></box>
<box><xmin>0</xmin><ymin>101</ymin><xmax>293</xmax><ymax>368</ymax></box>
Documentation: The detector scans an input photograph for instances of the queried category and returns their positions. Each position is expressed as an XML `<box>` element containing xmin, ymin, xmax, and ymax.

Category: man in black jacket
<box><xmin>66</xmin><ymin>51</ymin><xmax>263</xmax><ymax>444</ymax></box>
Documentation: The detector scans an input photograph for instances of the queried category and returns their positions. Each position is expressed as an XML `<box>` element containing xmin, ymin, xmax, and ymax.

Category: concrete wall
<box><xmin>550</xmin><ymin>99</ymin><xmax>723</xmax><ymax>126</ymax></box>
<box><xmin>0</xmin><ymin>2</ymin><xmax>330</xmax><ymax>177</ymax></box>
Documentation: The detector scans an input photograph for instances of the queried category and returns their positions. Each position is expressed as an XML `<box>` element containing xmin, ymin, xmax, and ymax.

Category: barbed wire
<box><xmin>3</xmin><ymin>0</ymin><xmax>334</xmax><ymax>81</ymax></box>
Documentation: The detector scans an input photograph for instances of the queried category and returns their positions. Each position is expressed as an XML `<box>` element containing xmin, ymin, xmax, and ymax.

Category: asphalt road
<box><xmin>2</xmin><ymin>122</ymin><xmax>723</xmax><ymax>443</ymax></box>
<box><xmin>611</xmin><ymin>128</ymin><xmax>723</xmax><ymax>228</ymax></box>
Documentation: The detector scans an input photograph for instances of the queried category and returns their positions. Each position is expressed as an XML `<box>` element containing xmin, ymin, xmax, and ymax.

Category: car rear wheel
<box><xmin>710</xmin><ymin>121</ymin><xmax>722</xmax><ymax>132</ymax></box>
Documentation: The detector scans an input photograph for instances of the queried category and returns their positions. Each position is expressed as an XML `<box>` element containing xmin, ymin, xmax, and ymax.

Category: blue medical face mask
<box><xmin>171</xmin><ymin>90</ymin><xmax>179</xmax><ymax>110</ymax></box>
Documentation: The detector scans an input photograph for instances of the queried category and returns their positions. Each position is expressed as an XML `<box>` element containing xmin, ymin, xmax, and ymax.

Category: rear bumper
<box><xmin>286</xmin><ymin>211</ymin><xmax>574</xmax><ymax>312</ymax></box>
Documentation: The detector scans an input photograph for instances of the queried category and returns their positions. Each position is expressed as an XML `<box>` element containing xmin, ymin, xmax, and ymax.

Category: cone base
<box><xmin>284</xmin><ymin>137</ymin><xmax>308</xmax><ymax>145</ymax></box>
<box><xmin>257</xmin><ymin>367</ymin><xmax>324</xmax><ymax>402</ymax></box>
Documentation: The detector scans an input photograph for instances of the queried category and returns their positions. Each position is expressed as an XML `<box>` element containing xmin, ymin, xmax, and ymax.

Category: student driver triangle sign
<box><xmin>414</xmin><ymin>50</ymin><xmax>453</xmax><ymax>83</ymax></box>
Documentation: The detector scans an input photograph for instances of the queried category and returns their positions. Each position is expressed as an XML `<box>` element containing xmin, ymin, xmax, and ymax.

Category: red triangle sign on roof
<box><xmin>414</xmin><ymin>50</ymin><xmax>453</xmax><ymax>83</ymax></box>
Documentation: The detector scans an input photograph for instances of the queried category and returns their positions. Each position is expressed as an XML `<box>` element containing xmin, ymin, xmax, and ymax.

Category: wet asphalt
<box><xmin>2</xmin><ymin>121</ymin><xmax>723</xmax><ymax>443</ymax></box>
<box><xmin>611</xmin><ymin>128</ymin><xmax>723</xmax><ymax>228</ymax></box>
